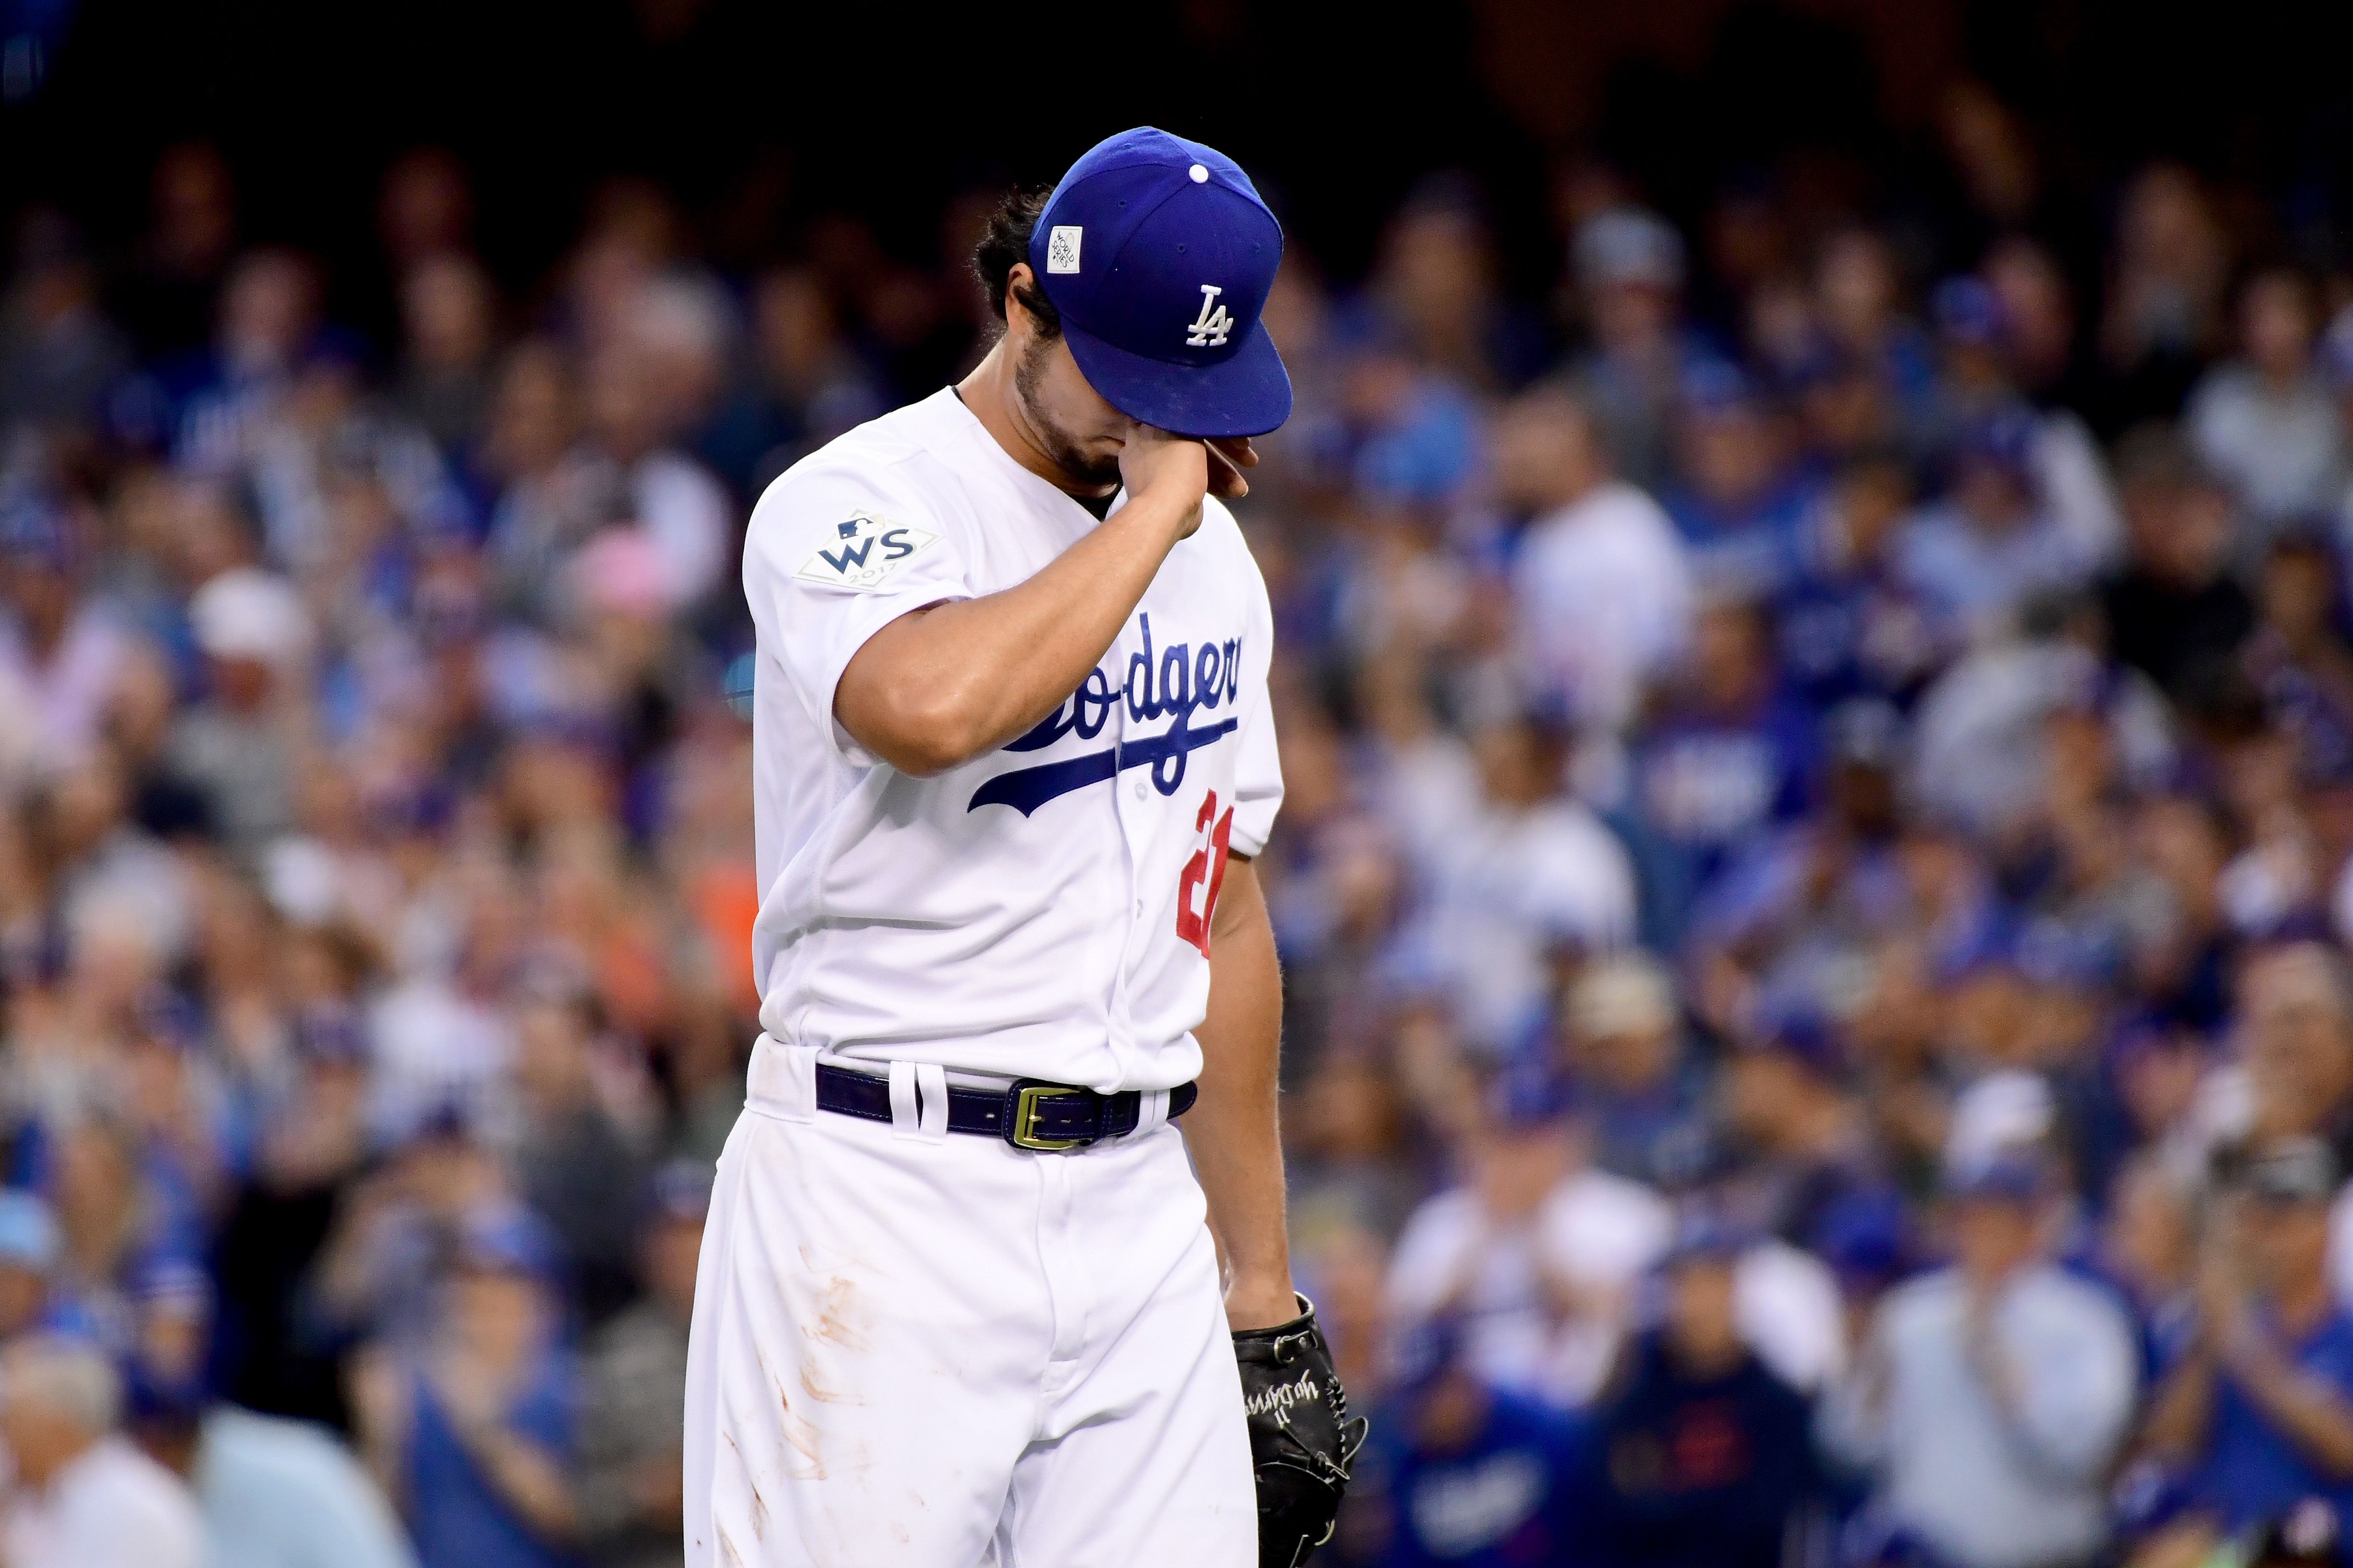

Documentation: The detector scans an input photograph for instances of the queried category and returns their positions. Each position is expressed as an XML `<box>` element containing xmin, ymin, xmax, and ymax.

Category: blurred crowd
<box><xmin>12</xmin><ymin>80</ymin><xmax>2353</xmax><ymax>1568</ymax></box>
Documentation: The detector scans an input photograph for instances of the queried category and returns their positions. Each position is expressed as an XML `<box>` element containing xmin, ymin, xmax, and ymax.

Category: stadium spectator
<box><xmin>1403</xmin><ymin>710</ymin><xmax>1636</xmax><ymax>1054</ymax></box>
<box><xmin>0</xmin><ymin>1332</ymin><xmax>203</xmax><ymax>1568</ymax></box>
<box><xmin>1358</xmin><ymin>1317</ymin><xmax>1586</xmax><ymax>1568</ymax></box>
<box><xmin>1820</xmin><ymin>1151</ymin><xmax>2140</xmax><ymax>1568</ymax></box>
<box><xmin>169</xmin><ymin>564</ymin><xmax>310</xmax><ymax>863</ymax></box>
<box><xmin>578</xmin><ymin>1164</ymin><xmax>705</xmax><ymax>1568</ymax></box>
<box><xmin>146</xmin><ymin>1399</ymin><xmax>422</xmax><ymax>1568</ymax></box>
<box><xmin>1627</xmin><ymin>597</ymin><xmax>1816</xmax><ymax>940</ymax></box>
<box><xmin>128</xmin><ymin>1268</ymin><xmax>420</xmax><ymax>1568</ymax></box>
<box><xmin>505</xmin><ymin>972</ymin><xmax>652</xmax><ymax>1326</ymax></box>
<box><xmin>1568</xmin><ymin>205</ymin><xmax>1705</xmax><ymax>490</ymax></box>
<box><xmin>1587</xmin><ymin>1214</ymin><xmax>1823</xmax><ymax>1568</ymax></box>
<box><xmin>0</xmin><ymin>214</ymin><xmax>133</xmax><ymax>439</ymax></box>
<box><xmin>695</xmin><ymin>266</ymin><xmax>884</xmax><ymax>502</ymax></box>
<box><xmin>1557</xmin><ymin>954</ymin><xmax>1708</xmax><ymax>1191</ymax></box>
<box><xmin>1773</xmin><ymin>449</ymin><xmax>1937</xmax><ymax>709</ymax></box>
<box><xmin>2246</xmin><ymin>532</ymin><xmax>2353</xmax><ymax>792</ymax></box>
<box><xmin>2100</xmin><ymin>164</ymin><xmax>2230</xmax><ymax>429</ymax></box>
<box><xmin>1386</xmin><ymin>1074</ymin><xmax>1670</xmax><ymax>1408</ymax></box>
<box><xmin>1896</xmin><ymin>406</ymin><xmax>2109</xmax><ymax>648</ymax></box>
<box><xmin>2189</xmin><ymin>270</ymin><xmax>2342</xmax><ymax>534</ymax></box>
<box><xmin>352</xmin><ymin>1209</ymin><xmax>582</xmax><ymax>1568</ymax></box>
<box><xmin>1501</xmin><ymin>383</ymin><xmax>1693</xmax><ymax>733</ymax></box>
<box><xmin>394</xmin><ymin>251</ymin><xmax>499</xmax><ymax>459</ymax></box>
<box><xmin>2139</xmin><ymin>1138</ymin><xmax>2353</xmax><ymax>1563</ymax></box>
<box><xmin>2099</xmin><ymin>425</ymin><xmax>2254</xmax><ymax>701</ymax></box>
<box><xmin>0</xmin><ymin>485</ymin><xmax>131</xmax><ymax>785</ymax></box>
<box><xmin>1716</xmin><ymin>1020</ymin><xmax>1888</xmax><ymax>1256</ymax></box>
<box><xmin>1660</xmin><ymin>364</ymin><xmax>1813</xmax><ymax>604</ymax></box>
<box><xmin>211</xmin><ymin>1001</ymin><xmax>376</xmax><ymax>1426</ymax></box>
<box><xmin>2099</xmin><ymin>1152</ymin><xmax>2204</xmax><ymax>1385</ymax></box>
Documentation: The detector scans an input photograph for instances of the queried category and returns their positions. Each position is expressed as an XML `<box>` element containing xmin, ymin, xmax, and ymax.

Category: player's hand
<box><xmin>1207</xmin><ymin>437</ymin><xmax>1257</xmax><ymax>501</ymax></box>
<box><xmin>1119</xmin><ymin>424</ymin><xmax>1210</xmax><ymax>539</ymax></box>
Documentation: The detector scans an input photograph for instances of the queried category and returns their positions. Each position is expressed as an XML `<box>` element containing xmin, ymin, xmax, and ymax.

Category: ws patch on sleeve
<box><xmin>794</xmin><ymin>513</ymin><xmax>940</xmax><ymax>592</ymax></box>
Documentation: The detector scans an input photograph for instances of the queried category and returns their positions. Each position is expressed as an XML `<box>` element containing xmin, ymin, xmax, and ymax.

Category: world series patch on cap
<box><xmin>1028</xmin><ymin>126</ymin><xmax>1293</xmax><ymax>440</ymax></box>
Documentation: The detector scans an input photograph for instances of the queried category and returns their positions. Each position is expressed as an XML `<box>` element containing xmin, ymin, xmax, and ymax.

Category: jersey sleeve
<box><xmin>742</xmin><ymin>457</ymin><xmax>974</xmax><ymax>767</ymax></box>
<box><xmin>1226</xmin><ymin>532</ymin><xmax>1284</xmax><ymax>858</ymax></box>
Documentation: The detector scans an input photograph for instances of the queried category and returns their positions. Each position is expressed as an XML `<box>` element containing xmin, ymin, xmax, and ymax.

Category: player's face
<box><xmin>998</xmin><ymin>264</ymin><xmax>1133</xmax><ymax>490</ymax></box>
<box><xmin>1012</xmin><ymin>328</ymin><xmax>1133</xmax><ymax>490</ymax></box>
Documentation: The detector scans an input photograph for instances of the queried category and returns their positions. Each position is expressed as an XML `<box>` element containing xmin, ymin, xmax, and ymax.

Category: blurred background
<box><xmin>10</xmin><ymin>1</ymin><xmax>2353</xmax><ymax>1566</ymax></box>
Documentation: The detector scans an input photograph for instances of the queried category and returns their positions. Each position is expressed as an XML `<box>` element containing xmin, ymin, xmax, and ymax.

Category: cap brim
<box><xmin>1060</xmin><ymin>316</ymin><xmax>1293</xmax><ymax>440</ymax></box>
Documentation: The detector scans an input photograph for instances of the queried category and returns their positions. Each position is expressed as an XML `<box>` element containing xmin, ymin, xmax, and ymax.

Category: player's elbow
<box><xmin>880</xmin><ymin>735</ymin><xmax>977</xmax><ymax>779</ymax></box>
<box><xmin>856</xmin><ymin>682</ymin><xmax>997</xmax><ymax>778</ymax></box>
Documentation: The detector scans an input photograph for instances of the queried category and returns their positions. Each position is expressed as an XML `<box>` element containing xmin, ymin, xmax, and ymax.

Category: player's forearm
<box><xmin>835</xmin><ymin>490</ymin><xmax>1197</xmax><ymax>776</ymax></box>
<box><xmin>1183</xmin><ymin>858</ymin><xmax>1294</xmax><ymax>1330</ymax></box>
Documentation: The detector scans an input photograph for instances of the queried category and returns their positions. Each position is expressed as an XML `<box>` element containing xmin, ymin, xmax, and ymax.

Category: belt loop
<box><xmin>887</xmin><ymin>1062</ymin><xmax>922</xmax><ymax>1139</ymax></box>
<box><xmin>748</xmin><ymin>1035</ymin><xmax>819</xmax><ymax>1122</ymax></box>
<box><xmin>915</xmin><ymin>1064</ymin><xmax>949</xmax><ymax>1142</ymax></box>
<box><xmin>1134</xmin><ymin>1088</ymin><xmax>1170</xmax><ymax>1137</ymax></box>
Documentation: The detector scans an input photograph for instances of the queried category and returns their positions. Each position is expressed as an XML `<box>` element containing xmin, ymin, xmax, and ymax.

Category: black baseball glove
<box><xmin>1233</xmin><ymin>1294</ymin><xmax>1368</xmax><ymax>1568</ymax></box>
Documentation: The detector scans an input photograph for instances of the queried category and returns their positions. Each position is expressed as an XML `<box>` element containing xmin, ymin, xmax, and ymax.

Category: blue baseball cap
<box><xmin>1028</xmin><ymin>127</ymin><xmax>1292</xmax><ymax>440</ymax></box>
<box><xmin>455</xmin><ymin>1206</ymin><xmax>562</xmax><ymax>1282</ymax></box>
<box><xmin>1943</xmin><ymin>1147</ymin><xmax>2052</xmax><ymax>1204</ymax></box>
<box><xmin>0</xmin><ymin>1191</ymin><xmax>58</xmax><ymax>1272</ymax></box>
<box><xmin>1661</xmin><ymin>1204</ymin><xmax>1752</xmax><ymax>1267</ymax></box>
<box><xmin>1487</xmin><ymin>1065</ymin><xmax>1580</xmax><ymax>1130</ymax></box>
<box><xmin>1931</xmin><ymin>275</ymin><xmax>2006</xmax><ymax>347</ymax></box>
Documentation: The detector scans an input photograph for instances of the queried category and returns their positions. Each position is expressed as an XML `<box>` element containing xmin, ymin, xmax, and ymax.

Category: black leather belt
<box><xmin>813</xmin><ymin>1063</ymin><xmax>1198</xmax><ymax>1151</ymax></box>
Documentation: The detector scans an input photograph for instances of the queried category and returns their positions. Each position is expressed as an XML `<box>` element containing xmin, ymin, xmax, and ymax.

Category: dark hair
<box><xmin>972</xmin><ymin>188</ymin><xmax>1061</xmax><ymax>339</ymax></box>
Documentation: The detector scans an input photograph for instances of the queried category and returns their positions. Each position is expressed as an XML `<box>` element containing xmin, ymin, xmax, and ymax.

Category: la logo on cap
<box><xmin>1185</xmin><ymin>285</ymin><xmax>1231</xmax><ymax>348</ymax></box>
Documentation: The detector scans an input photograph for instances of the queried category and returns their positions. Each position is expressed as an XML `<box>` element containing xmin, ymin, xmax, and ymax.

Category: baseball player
<box><xmin>683</xmin><ymin>127</ymin><xmax>1363</xmax><ymax>1567</ymax></box>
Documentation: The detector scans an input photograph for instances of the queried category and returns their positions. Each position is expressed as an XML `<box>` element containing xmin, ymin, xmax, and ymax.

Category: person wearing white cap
<box><xmin>0</xmin><ymin>1333</ymin><xmax>203</xmax><ymax>1568</ymax></box>
<box><xmin>167</xmin><ymin>565</ymin><xmax>312</xmax><ymax>860</ymax></box>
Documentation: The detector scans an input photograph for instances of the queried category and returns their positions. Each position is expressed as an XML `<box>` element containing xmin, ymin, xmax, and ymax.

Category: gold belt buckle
<box><xmin>1009</xmin><ymin>1083</ymin><xmax>1089</xmax><ymax>1151</ymax></box>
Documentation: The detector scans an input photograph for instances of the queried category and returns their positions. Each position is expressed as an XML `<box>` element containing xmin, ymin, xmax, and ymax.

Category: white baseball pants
<box><xmin>682</xmin><ymin>1038</ymin><xmax>1257</xmax><ymax>1566</ymax></box>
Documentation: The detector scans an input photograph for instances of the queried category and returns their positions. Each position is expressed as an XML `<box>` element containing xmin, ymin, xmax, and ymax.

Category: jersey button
<box><xmin>1133</xmin><ymin>779</ymin><xmax>1146</xmax><ymax>798</ymax></box>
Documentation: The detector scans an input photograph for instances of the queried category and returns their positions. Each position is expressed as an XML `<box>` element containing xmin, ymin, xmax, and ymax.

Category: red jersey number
<box><xmin>1175</xmin><ymin>789</ymin><xmax>1235</xmax><ymax>958</ymax></box>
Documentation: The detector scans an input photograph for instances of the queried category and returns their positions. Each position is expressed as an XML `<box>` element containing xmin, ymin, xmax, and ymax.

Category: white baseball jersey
<box><xmin>741</xmin><ymin>387</ymin><xmax>1283</xmax><ymax>1093</ymax></box>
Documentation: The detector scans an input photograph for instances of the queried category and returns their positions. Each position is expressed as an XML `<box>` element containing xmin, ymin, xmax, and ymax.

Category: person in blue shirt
<box><xmin>2141</xmin><ymin>1138</ymin><xmax>2353</xmax><ymax>1560</ymax></box>
<box><xmin>1893</xmin><ymin>405</ymin><xmax>2107</xmax><ymax>653</ymax></box>
<box><xmin>1774</xmin><ymin>450</ymin><xmax>1942</xmax><ymax>711</ymax></box>
<box><xmin>352</xmin><ymin>1206</ymin><xmax>585</xmax><ymax>1568</ymax></box>
<box><xmin>1556</xmin><ymin>954</ymin><xmax>1714</xmax><ymax>1193</ymax></box>
<box><xmin>1628</xmin><ymin>597</ymin><xmax>1819</xmax><ymax>945</ymax></box>
<box><xmin>1365</xmin><ymin>1317</ymin><xmax>1589</xmax><ymax>1568</ymax></box>
<box><xmin>1587</xmin><ymin>1213</ymin><xmax>1825</xmax><ymax>1568</ymax></box>
<box><xmin>1661</xmin><ymin>362</ymin><xmax>1818</xmax><ymax>604</ymax></box>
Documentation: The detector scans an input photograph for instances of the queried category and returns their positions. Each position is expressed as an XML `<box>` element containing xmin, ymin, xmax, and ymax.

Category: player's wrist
<box><xmin>1118</xmin><ymin>482</ymin><xmax>1207</xmax><ymax>544</ymax></box>
<box><xmin>1223</xmin><ymin>1272</ymin><xmax>1301</xmax><ymax>1332</ymax></box>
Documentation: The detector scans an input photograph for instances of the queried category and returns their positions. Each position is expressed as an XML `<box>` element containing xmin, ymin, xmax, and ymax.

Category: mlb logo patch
<box><xmin>796</xmin><ymin>512</ymin><xmax>940</xmax><ymax>592</ymax></box>
<box><xmin>1046</xmin><ymin>226</ymin><xmax>1083</xmax><ymax>274</ymax></box>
